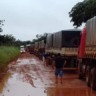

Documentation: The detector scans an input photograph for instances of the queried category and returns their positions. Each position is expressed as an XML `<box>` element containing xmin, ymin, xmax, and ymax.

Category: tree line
<box><xmin>0</xmin><ymin>20</ymin><xmax>47</xmax><ymax>46</ymax></box>
<box><xmin>0</xmin><ymin>21</ymin><xmax>32</xmax><ymax>46</ymax></box>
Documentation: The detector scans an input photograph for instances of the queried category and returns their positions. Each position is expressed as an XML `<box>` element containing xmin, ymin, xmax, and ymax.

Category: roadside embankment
<box><xmin>0</xmin><ymin>46</ymin><xmax>20</xmax><ymax>72</ymax></box>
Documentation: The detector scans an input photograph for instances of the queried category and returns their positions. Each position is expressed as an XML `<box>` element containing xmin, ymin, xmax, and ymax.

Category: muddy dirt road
<box><xmin>0</xmin><ymin>53</ymin><xmax>96</xmax><ymax>96</ymax></box>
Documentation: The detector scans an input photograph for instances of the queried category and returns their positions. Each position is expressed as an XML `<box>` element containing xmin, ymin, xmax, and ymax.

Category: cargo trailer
<box><xmin>46</xmin><ymin>29</ymin><xmax>81</xmax><ymax>70</ymax></box>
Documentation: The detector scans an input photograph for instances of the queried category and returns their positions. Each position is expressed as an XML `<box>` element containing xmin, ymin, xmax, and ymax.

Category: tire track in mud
<box><xmin>9</xmin><ymin>65</ymin><xmax>36</xmax><ymax>87</ymax></box>
<box><xmin>8</xmin><ymin>56</ymin><xmax>48</xmax><ymax>88</ymax></box>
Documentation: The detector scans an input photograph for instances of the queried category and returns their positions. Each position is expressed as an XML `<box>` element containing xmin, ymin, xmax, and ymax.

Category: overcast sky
<box><xmin>0</xmin><ymin>0</ymin><xmax>84</xmax><ymax>41</ymax></box>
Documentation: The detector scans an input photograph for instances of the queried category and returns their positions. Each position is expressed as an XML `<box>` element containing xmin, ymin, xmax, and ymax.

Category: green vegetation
<box><xmin>0</xmin><ymin>46</ymin><xmax>20</xmax><ymax>71</ymax></box>
<box><xmin>69</xmin><ymin>0</ymin><xmax>96</xmax><ymax>27</ymax></box>
<box><xmin>32</xmin><ymin>33</ymin><xmax>48</xmax><ymax>44</ymax></box>
<box><xmin>0</xmin><ymin>20</ymin><xmax>4</xmax><ymax>32</ymax></box>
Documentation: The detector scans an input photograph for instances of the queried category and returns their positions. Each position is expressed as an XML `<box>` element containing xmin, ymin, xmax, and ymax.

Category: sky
<box><xmin>0</xmin><ymin>0</ymin><xmax>84</xmax><ymax>41</ymax></box>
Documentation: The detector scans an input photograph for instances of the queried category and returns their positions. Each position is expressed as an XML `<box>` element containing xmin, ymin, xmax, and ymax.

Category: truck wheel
<box><xmin>86</xmin><ymin>70</ymin><xmax>91</xmax><ymax>87</ymax></box>
<box><xmin>91</xmin><ymin>68</ymin><xmax>96</xmax><ymax>90</ymax></box>
<box><xmin>78</xmin><ymin>64</ymin><xmax>85</xmax><ymax>80</ymax></box>
<box><xmin>86</xmin><ymin>75</ymin><xmax>90</xmax><ymax>87</ymax></box>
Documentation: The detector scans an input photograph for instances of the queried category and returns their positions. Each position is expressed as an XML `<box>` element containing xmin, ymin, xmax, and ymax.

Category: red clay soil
<box><xmin>0</xmin><ymin>52</ymin><xmax>96</xmax><ymax>96</ymax></box>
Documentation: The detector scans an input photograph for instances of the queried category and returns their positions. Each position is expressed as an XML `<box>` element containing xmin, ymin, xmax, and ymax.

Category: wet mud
<box><xmin>0</xmin><ymin>53</ymin><xmax>96</xmax><ymax>96</ymax></box>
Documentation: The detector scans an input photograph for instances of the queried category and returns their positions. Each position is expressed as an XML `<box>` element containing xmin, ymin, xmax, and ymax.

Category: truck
<box><xmin>32</xmin><ymin>40</ymin><xmax>46</xmax><ymax>59</ymax></box>
<box><xmin>78</xmin><ymin>16</ymin><xmax>96</xmax><ymax>90</ymax></box>
<box><xmin>46</xmin><ymin>29</ymin><xmax>81</xmax><ymax>70</ymax></box>
<box><xmin>25</xmin><ymin>44</ymin><xmax>35</xmax><ymax>54</ymax></box>
<box><xmin>20</xmin><ymin>45</ymin><xmax>25</xmax><ymax>53</ymax></box>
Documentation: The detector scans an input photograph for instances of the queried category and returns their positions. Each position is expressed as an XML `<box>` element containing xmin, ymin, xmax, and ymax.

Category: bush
<box><xmin>0</xmin><ymin>46</ymin><xmax>20</xmax><ymax>71</ymax></box>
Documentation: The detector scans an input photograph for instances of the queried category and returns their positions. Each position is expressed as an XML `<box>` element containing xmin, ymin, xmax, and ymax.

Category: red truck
<box><xmin>78</xmin><ymin>16</ymin><xmax>96</xmax><ymax>90</ymax></box>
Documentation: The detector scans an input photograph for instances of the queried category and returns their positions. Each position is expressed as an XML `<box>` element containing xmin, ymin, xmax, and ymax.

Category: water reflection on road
<box><xmin>0</xmin><ymin>53</ymin><xmax>96</xmax><ymax>96</ymax></box>
<box><xmin>1</xmin><ymin>76</ymin><xmax>46</xmax><ymax>96</ymax></box>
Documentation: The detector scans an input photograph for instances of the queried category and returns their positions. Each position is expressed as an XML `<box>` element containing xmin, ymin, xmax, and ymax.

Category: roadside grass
<box><xmin>0</xmin><ymin>46</ymin><xmax>20</xmax><ymax>71</ymax></box>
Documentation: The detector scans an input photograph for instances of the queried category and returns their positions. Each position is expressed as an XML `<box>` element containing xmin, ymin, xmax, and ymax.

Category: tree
<box><xmin>69</xmin><ymin>0</ymin><xmax>96</xmax><ymax>27</ymax></box>
<box><xmin>0</xmin><ymin>34</ymin><xmax>16</xmax><ymax>45</ymax></box>
<box><xmin>32</xmin><ymin>33</ymin><xmax>48</xmax><ymax>43</ymax></box>
<box><xmin>0</xmin><ymin>20</ymin><xmax>5</xmax><ymax>32</ymax></box>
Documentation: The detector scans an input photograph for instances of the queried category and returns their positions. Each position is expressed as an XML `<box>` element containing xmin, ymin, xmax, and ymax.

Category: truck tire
<box><xmin>79</xmin><ymin>64</ymin><xmax>86</xmax><ymax>80</ymax></box>
<box><xmin>86</xmin><ymin>67</ymin><xmax>91</xmax><ymax>87</ymax></box>
<box><xmin>91</xmin><ymin>67</ymin><xmax>96</xmax><ymax>90</ymax></box>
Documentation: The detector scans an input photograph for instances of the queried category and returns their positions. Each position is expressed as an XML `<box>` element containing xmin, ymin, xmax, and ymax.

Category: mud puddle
<box><xmin>0</xmin><ymin>53</ymin><xmax>96</xmax><ymax>96</ymax></box>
